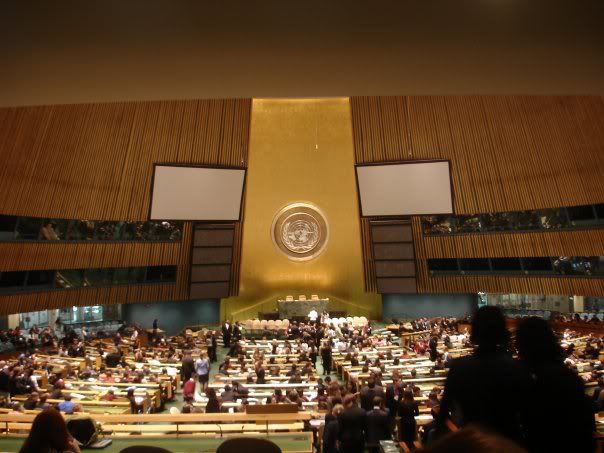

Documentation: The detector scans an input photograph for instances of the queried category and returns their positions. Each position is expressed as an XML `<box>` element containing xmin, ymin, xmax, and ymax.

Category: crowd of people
<box><xmin>1</xmin><ymin>307</ymin><xmax>601</xmax><ymax>452</ymax></box>
<box><xmin>210</xmin><ymin>309</ymin><xmax>599</xmax><ymax>452</ymax></box>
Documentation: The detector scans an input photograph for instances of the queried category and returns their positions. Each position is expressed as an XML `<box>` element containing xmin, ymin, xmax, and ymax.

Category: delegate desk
<box><xmin>0</xmin><ymin>412</ymin><xmax>313</xmax><ymax>453</ymax></box>
<box><xmin>0</xmin><ymin>434</ymin><xmax>313</xmax><ymax>453</ymax></box>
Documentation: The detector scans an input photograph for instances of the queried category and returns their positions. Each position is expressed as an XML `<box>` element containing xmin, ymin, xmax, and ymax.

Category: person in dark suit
<box><xmin>385</xmin><ymin>374</ymin><xmax>402</xmax><ymax>428</ymax></box>
<box><xmin>429</xmin><ymin>335</ymin><xmax>438</xmax><ymax>361</ymax></box>
<box><xmin>221</xmin><ymin>321</ymin><xmax>232</xmax><ymax>349</ymax></box>
<box><xmin>232</xmin><ymin>322</ymin><xmax>242</xmax><ymax>342</ymax></box>
<box><xmin>366</xmin><ymin>397</ymin><xmax>391</xmax><ymax>453</ymax></box>
<box><xmin>181</xmin><ymin>351</ymin><xmax>195</xmax><ymax>385</ymax></box>
<box><xmin>338</xmin><ymin>394</ymin><xmax>366</xmax><ymax>453</ymax></box>
<box><xmin>360</xmin><ymin>377</ymin><xmax>383</xmax><ymax>411</ymax></box>
<box><xmin>398</xmin><ymin>390</ymin><xmax>419</xmax><ymax>446</ymax></box>
<box><xmin>321</xmin><ymin>342</ymin><xmax>333</xmax><ymax>375</ymax></box>
<box><xmin>323</xmin><ymin>404</ymin><xmax>343</xmax><ymax>453</ymax></box>
<box><xmin>516</xmin><ymin>317</ymin><xmax>595</xmax><ymax>453</ymax></box>
<box><xmin>437</xmin><ymin>306</ymin><xmax>530</xmax><ymax>445</ymax></box>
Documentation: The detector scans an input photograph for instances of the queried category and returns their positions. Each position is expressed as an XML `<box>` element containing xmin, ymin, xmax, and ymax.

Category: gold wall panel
<box><xmin>222</xmin><ymin>99</ymin><xmax>381</xmax><ymax>321</ymax></box>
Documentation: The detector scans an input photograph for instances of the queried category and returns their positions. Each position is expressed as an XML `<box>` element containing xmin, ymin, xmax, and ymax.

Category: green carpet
<box><xmin>0</xmin><ymin>434</ymin><xmax>312</xmax><ymax>453</ymax></box>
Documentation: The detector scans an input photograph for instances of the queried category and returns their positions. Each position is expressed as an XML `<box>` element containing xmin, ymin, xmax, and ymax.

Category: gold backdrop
<box><xmin>222</xmin><ymin>98</ymin><xmax>381</xmax><ymax>321</ymax></box>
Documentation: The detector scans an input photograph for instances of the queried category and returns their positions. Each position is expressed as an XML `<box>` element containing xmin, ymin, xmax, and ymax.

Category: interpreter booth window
<box><xmin>0</xmin><ymin>214</ymin><xmax>183</xmax><ymax>242</ymax></box>
<box><xmin>18</xmin><ymin>310</ymin><xmax>49</xmax><ymax>329</ymax></box>
<box><xmin>422</xmin><ymin>203</ymin><xmax>604</xmax><ymax>236</ymax></box>
<box><xmin>59</xmin><ymin>305</ymin><xmax>103</xmax><ymax>324</ymax></box>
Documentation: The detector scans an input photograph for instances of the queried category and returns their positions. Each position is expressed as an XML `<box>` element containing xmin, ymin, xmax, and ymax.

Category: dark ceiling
<box><xmin>1</xmin><ymin>0</ymin><xmax>603</xmax><ymax>106</ymax></box>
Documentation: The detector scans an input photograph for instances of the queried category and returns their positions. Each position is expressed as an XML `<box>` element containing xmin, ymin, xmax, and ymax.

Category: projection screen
<box><xmin>356</xmin><ymin>160</ymin><xmax>453</xmax><ymax>216</ymax></box>
<box><xmin>149</xmin><ymin>165</ymin><xmax>246</xmax><ymax>221</ymax></box>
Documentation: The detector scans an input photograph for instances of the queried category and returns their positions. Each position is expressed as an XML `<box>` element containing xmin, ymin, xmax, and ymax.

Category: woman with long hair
<box><xmin>205</xmin><ymin>387</ymin><xmax>221</xmax><ymax>413</ymax></box>
<box><xmin>437</xmin><ymin>306</ymin><xmax>529</xmax><ymax>444</ymax></box>
<box><xmin>516</xmin><ymin>317</ymin><xmax>595</xmax><ymax>452</ymax></box>
<box><xmin>19</xmin><ymin>408</ymin><xmax>80</xmax><ymax>453</ymax></box>
<box><xmin>398</xmin><ymin>390</ymin><xmax>419</xmax><ymax>446</ymax></box>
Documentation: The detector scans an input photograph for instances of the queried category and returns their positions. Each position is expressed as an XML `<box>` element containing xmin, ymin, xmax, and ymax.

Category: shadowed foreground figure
<box><xmin>19</xmin><ymin>408</ymin><xmax>81</xmax><ymax>453</ymax></box>
<box><xmin>516</xmin><ymin>316</ymin><xmax>595</xmax><ymax>453</ymax></box>
<box><xmin>423</xmin><ymin>425</ymin><xmax>526</xmax><ymax>453</ymax></box>
<box><xmin>437</xmin><ymin>306</ymin><xmax>529</xmax><ymax>444</ymax></box>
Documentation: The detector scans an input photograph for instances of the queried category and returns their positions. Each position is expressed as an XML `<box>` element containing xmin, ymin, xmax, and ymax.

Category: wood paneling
<box><xmin>414</xmin><ymin>220</ymin><xmax>604</xmax><ymax>259</ymax></box>
<box><xmin>351</xmin><ymin>96</ymin><xmax>604</xmax><ymax>296</ymax></box>
<box><xmin>415</xmin><ymin>273</ymin><xmax>604</xmax><ymax>297</ymax></box>
<box><xmin>0</xmin><ymin>284</ymin><xmax>185</xmax><ymax>315</ymax></box>
<box><xmin>0</xmin><ymin>241</ymin><xmax>181</xmax><ymax>271</ymax></box>
<box><xmin>0</xmin><ymin>99</ymin><xmax>251</xmax><ymax>220</ymax></box>
<box><xmin>0</xmin><ymin>99</ymin><xmax>251</xmax><ymax>314</ymax></box>
<box><xmin>351</xmin><ymin>96</ymin><xmax>604</xmax><ymax>213</ymax></box>
<box><xmin>360</xmin><ymin>218</ymin><xmax>377</xmax><ymax>292</ymax></box>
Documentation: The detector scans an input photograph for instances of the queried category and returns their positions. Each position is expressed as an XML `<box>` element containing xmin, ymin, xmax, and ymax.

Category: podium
<box><xmin>277</xmin><ymin>298</ymin><xmax>329</xmax><ymax>319</ymax></box>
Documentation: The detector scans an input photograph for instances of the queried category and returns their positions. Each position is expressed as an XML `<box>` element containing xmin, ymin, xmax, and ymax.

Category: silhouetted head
<box><xmin>422</xmin><ymin>424</ymin><xmax>526</xmax><ymax>453</ymax></box>
<box><xmin>19</xmin><ymin>408</ymin><xmax>71</xmax><ymax>453</ymax></box>
<box><xmin>470</xmin><ymin>306</ymin><xmax>509</xmax><ymax>352</ymax></box>
<box><xmin>515</xmin><ymin>316</ymin><xmax>563</xmax><ymax>366</ymax></box>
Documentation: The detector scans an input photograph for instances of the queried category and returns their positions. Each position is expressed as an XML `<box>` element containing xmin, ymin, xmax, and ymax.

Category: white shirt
<box><xmin>308</xmin><ymin>310</ymin><xmax>318</xmax><ymax>321</ymax></box>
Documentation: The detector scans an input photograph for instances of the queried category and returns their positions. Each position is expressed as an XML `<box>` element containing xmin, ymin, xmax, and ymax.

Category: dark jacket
<box><xmin>522</xmin><ymin>362</ymin><xmax>595</xmax><ymax>453</ymax></box>
<box><xmin>366</xmin><ymin>408</ymin><xmax>391</xmax><ymax>447</ymax></box>
<box><xmin>438</xmin><ymin>348</ymin><xmax>530</xmax><ymax>444</ymax></box>
<box><xmin>385</xmin><ymin>383</ymin><xmax>401</xmax><ymax>417</ymax></box>
<box><xmin>181</xmin><ymin>356</ymin><xmax>195</xmax><ymax>379</ymax></box>
<box><xmin>323</xmin><ymin>414</ymin><xmax>339</xmax><ymax>453</ymax></box>
<box><xmin>338</xmin><ymin>406</ymin><xmax>366</xmax><ymax>453</ymax></box>
<box><xmin>360</xmin><ymin>385</ymin><xmax>384</xmax><ymax>411</ymax></box>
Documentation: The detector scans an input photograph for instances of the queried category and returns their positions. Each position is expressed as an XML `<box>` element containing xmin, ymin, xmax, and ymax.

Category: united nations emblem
<box><xmin>272</xmin><ymin>203</ymin><xmax>329</xmax><ymax>261</ymax></box>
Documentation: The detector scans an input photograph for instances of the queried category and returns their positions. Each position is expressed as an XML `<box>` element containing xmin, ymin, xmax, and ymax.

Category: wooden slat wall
<box><xmin>352</xmin><ymin>96</ymin><xmax>604</xmax><ymax>213</ymax></box>
<box><xmin>0</xmin><ymin>99</ymin><xmax>251</xmax><ymax>220</ymax></box>
<box><xmin>415</xmin><ymin>221</ymin><xmax>604</xmax><ymax>259</ymax></box>
<box><xmin>360</xmin><ymin>218</ymin><xmax>377</xmax><ymax>292</ymax></box>
<box><xmin>0</xmin><ymin>100</ymin><xmax>251</xmax><ymax>314</ymax></box>
<box><xmin>0</xmin><ymin>283</ymin><xmax>183</xmax><ymax>315</ymax></box>
<box><xmin>351</xmin><ymin>96</ymin><xmax>604</xmax><ymax>296</ymax></box>
<box><xmin>0</xmin><ymin>241</ymin><xmax>181</xmax><ymax>271</ymax></box>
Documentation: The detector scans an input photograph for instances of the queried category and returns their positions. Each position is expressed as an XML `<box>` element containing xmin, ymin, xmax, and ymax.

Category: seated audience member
<box><xmin>221</xmin><ymin>385</ymin><xmax>234</xmax><ymax>402</ymax></box>
<box><xmin>366</xmin><ymin>397</ymin><xmax>391</xmax><ymax>453</ymax></box>
<box><xmin>515</xmin><ymin>317</ymin><xmax>595</xmax><ymax>453</ymax></box>
<box><xmin>232</xmin><ymin>381</ymin><xmax>249</xmax><ymax>398</ymax></box>
<box><xmin>181</xmin><ymin>395</ymin><xmax>201</xmax><ymax>413</ymax></box>
<box><xmin>37</xmin><ymin>393</ymin><xmax>52</xmax><ymax>410</ymax></box>
<box><xmin>19</xmin><ymin>408</ymin><xmax>81</xmax><ymax>453</ymax></box>
<box><xmin>23</xmin><ymin>392</ymin><xmax>39</xmax><ymax>410</ymax></box>
<box><xmin>438</xmin><ymin>306</ymin><xmax>529</xmax><ymax>444</ymax></box>
<box><xmin>101</xmin><ymin>390</ymin><xmax>116</xmax><ymax>401</ymax></box>
<box><xmin>126</xmin><ymin>388</ymin><xmax>143</xmax><ymax>414</ymax></box>
<box><xmin>205</xmin><ymin>388</ymin><xmax>221</xmax><ymax>413</ymax></box>
<box><xmin>183</xmin><ymin>377</ymin><xmax>196</xmax><ymax>399</ymax></box>
<box><xmin>56</xmin><ymin>394</ymin><xmax>75</xmax><ymax>414</ymax></box>
<box><xmin>323</xmin><ymin>404</ymin><xmax>344</xmax><ymax>453</ymax></box>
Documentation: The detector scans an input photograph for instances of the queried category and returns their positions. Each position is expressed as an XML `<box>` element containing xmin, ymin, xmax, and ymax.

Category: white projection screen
<box><xmin>356</xmin><ymin>161</ymin><xmax>454</xmax><ymax>216</ymax></box>
<box><xmin>149</xmin><ymin>165</ymin><xmax>246</xmax><ymax>221</ymax></box>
